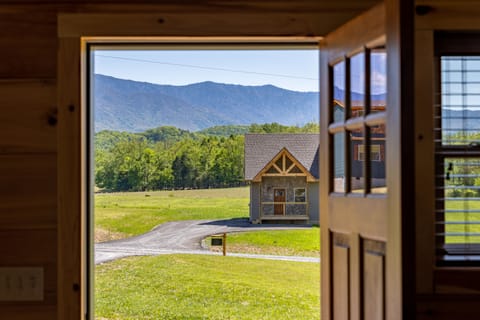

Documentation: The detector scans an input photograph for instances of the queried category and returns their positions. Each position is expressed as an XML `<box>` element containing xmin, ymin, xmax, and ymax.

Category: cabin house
<box><xmin>3</xmin><ymin>0</ymin><xmax>480</xmax><ymax>319</ymax></box>
<box><xmin>244</xmin><ymin>134</ymin><xmax>319</xmax><ymax>224</ymax></box>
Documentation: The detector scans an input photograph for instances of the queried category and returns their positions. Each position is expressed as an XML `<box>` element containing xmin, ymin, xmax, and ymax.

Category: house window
<box><xmin>294</xmin><ymin>188</ymin><xmax>306</xmax><ymax>203</ymax></box>
<box><xmin>357</xmin><ymin>144</ymin><xmax>382</xmax><ymax>161</ymax></box>
<box><xmin>435</xmin><ymin>33</ymin><xmax>480</xmax><ymax>265</ymax></box>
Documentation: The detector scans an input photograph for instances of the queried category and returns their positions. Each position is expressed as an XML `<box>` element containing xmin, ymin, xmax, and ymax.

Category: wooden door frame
<box><xmin>414</xmin><ymin>2</ymin><xmax>480</xmax><ymax>314</ymax></box>
<box><xmin>57</xmin><ymin>15</ymin><xmax>322</xmax><ymax>319</ymax></box>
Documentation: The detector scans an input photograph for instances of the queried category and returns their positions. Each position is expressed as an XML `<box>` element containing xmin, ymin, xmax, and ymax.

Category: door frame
<box><xmin>57</xmin><ymin>17</ymin><xmax>321</xmax><ymax>319</ymax></box>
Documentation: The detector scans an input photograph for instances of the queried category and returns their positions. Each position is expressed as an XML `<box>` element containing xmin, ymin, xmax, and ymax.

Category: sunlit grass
<box><xmin>206</xmin><ymin>228</ymin><xmax>320</xmax><ymax>257</ymax></box>
<box><xmin>95</xmin><ymin>254</ymin><xmax>320</xmax><ymax>320</ymax></box>
<box><xmin>444</xmin><ymin>199</ymin><xmax>480</xmax><ymax>244</ymax></box>
<box><xmin>94</xmin><ymin>187</ymin><xmax>249</xmax><ymax>240</ymax></box>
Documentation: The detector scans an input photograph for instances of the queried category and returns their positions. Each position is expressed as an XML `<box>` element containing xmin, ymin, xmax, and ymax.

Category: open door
<box><xmin>319</xmin><ymin>3</ymin><xmax>407</xmax><ymax>319</ymax></box>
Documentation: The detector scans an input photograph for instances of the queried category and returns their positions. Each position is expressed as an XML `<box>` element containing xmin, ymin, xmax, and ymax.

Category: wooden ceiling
<box><xmin>0</xmin><ymin>0</ymin><xmax>380</xmax><ymax>37</ymax></box>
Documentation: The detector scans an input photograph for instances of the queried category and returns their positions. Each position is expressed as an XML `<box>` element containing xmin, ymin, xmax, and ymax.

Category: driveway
<box><xmin>95</xmin><ymin>218</ymin><xmax>319</xmax><ymax>264</ymax></box>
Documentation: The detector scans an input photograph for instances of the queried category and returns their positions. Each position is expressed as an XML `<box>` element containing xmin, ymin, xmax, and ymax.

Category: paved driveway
<box><xmin>95</xmin><ymin>218</ymin><xmax>318</xmax><ymax>264</ymax></box>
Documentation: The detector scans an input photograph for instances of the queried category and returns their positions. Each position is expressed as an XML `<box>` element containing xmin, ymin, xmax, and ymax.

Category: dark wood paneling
<box><xmin>0</xmin><ymin>81</ymin><xmax>56</xmax><ymax>153</ymax></box>
<box><xmin>0</xmin><ymin>305</ymin><xmax>56</xmax><ymax>320</ymax></box>
<box><xmin>0</xmin><ymin>154</ymin><xmax>56</xmax><ymax>229</ymax></box>
<box><xmin>417</xmin><ymin>294</ymin><xmax>480</xmax><ymax>320</ymax></box>
<box><xmin>0</xmin><ymin>13</ymin><xmax>56</xmax><ymax>78</ymax></box>
<box><xmin>0</xmin><ymin>229</ymin><xmax>57</xmax><ymax>306</ymax></box>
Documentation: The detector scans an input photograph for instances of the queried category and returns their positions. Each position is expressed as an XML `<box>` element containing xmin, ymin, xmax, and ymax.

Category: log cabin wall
<box><xmin>0</xmin><ymin>1</ymin><xmax>377</xmax><ymax>319</ymax></box>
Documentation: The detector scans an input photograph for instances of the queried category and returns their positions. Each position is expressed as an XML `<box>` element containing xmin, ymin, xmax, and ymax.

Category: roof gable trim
<box><xmin>251</xmin><ymin>147</ymin><xmax>317</xmax><ymax>182</ymax></box>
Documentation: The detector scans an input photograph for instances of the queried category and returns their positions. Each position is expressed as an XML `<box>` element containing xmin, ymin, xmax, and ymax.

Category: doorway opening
<box><xmin>87</xmin><ymin>42</ymin><xmax>321</xmax><ymax>319</ymax></box>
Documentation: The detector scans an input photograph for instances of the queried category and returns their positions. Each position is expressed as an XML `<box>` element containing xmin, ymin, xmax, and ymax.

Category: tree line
<box><xmin>95</xmin><ymin>123</ymin><xmax>319</xmax><ymax>192</ymax></box>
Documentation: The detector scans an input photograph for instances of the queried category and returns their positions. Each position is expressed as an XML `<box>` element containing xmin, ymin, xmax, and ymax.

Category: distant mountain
<box><xmin>333</xmin><ymin>86</ymin><xmax>386</xmax><ymax>103</ymax></box>
<box><xmin>93</xmin><ymin>74</ymin><xmax>319</xmax><ymax>133</ymax></box>
<box><xmin>442</xmin><ymin>109</ymin><xmax>480</xmax><ymax>134</ymax></box>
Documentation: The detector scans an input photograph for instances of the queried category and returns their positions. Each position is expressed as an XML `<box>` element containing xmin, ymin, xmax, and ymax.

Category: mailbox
<box><xmin>211</xmin><ymin>238</ymin><xmax>223</xmax><ymax>246</ymax></box>
<box><xmin>210</xmin><ymin>233</ymin><xmax>226</xmax><ymax>256</ymax></box>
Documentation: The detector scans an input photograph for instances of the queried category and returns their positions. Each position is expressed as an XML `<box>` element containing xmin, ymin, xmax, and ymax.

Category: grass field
<box><xmin>94</xmin><ymin>187</ymin><xmax>249</xmax><ymax>241</ymax></box>
<box><xmin>206</xmin><ymin>228</ymin><xmax>320</xmax><ymax>257</ymax></box>
<box><xmin>95</xmin><ymin>254</ymin><xmax>320</xmax><ymax>320</ymax></box>
<box><xmin>445</xmin><ymin>199</ymin><xmax>480</xmax><ymax>243</ymax></box>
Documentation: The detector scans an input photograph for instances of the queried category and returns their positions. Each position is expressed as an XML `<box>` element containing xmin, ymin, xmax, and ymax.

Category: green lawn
<box><xmin>94</xmin><ymin>187</ymin><xmax>249</xmax><ymax>241</ymax></box>
<box><xmin>445</xmin><ymin>199</ymin><xmax>480</xmax><ymax>243</ymax></box>
<box><xmin>206</xmin><ymin>228</ymin><xmax>320</xmax><ymax>257</ymax></box>
<box><xmin>95</xmin><ymin>254</ymin><xmax>320</xmax><ymax>320</ymax></box>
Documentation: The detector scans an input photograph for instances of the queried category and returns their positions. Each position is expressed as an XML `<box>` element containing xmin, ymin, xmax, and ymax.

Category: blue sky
<box><xmin>93</xmin><ymin>49</ymin><xmax>320</xmax><ymax>92</ymax></box>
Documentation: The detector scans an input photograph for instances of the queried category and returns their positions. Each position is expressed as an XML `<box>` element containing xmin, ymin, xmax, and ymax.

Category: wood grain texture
<box><xmin>416</xmin><ymin>2</ymin><xmax>480</xmax><ymax>30</ymax></box>
<box><xmin>0</xmin><ymin>154</ymin><xmax>56</xmax><ymax>230</ymax></box>
<box><xmin>332</xmin><ymin>234</ymin><xmax>350</xmax><ymax>320</ymax></box>
<box><xmin>0</xmin><ymin>13</ymin><xmax>56</xmax><ymax>78</ymax></box>
<box><xmin>385</xmin><ymin>0</ymin><xmax>415</xmax><ymax>319</ymax></box>
<box><xmin>0</xmin><ymin>229</ymin><xmax>57</xmax><ymax>306</ymax></box>
<box><xmin>361</xmin><ymin>238</ymin><xmax>385</xmax><ymax>320</ymax></box>
<box><xmin>0</xmin><ymin>305</ymin><xmax>56</xmax><ymax>320</ymax></box>
<box><xmin>58</xmin><ymin>12</ymin><xmax>354</xmax><ymax>38</ymax></box>
<box><xmin>414</xmin><ymin>29</ymin><xmax>435</xmax><ymax>294</ymax></box>
<box><xmin>324</xmin><ymin>2</ymin><xmax>385</xmax><ymax>61</ymax></box>
<box><xmin>0</xmin><ymin>81</ymin><xmax>56</xmax><ymax>153</ymax></box>
<box><xmin>57</xmin><ymin>37</ymin><xmax>84</xmax><ymax>320</ymax></box>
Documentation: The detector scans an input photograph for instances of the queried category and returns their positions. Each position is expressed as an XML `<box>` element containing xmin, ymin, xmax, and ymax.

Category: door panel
<box><xmin>362</xmin><ymin>238</ymin><xmax>385</xmax><ymax>320</ymax></box>
<box><xmin>274</xmin><ymin>189</ymin><xmax>285</xmax><ymax>215</ymax></box>
<box><xmin>332</xmin><ymin>232</ymin><xmax>351</xmax><ymax>320</ymax></box>
<box><xmin>320</xmin><ymin>3</ymin><xmax>392</xmax><ymax>320</ymax></box>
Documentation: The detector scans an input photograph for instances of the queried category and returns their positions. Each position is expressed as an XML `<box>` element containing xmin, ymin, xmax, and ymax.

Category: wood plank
<box><xmin>0</xmin><ymin>154</ymin><xmax>56</xmax><ymax>229</ymax></box>
<box><xmin>0</xmin><ymin>81</ymin><xmax>56</xmax><ymax>153</ymax></box>
<box><xmin>0</xmin><ymin>305</ymin><xmax>56</xmax><ymax>320</ymax></box>
<box><xmin>320</xmin><ymin>42</ymin><xmax>331</xmax><ymax>320</ymax></box>
<box><xmin>0</xmin><ymin>12</ymin><xmax>56</xmax><ymax>78</ymax></box>
<box><xmin>416</xmin><ymin>3</ymin><xmax>480</xmax><ymax>30</ymax></box>
<box><xmin>324</xmin><ymin>3</ymin><xmax>385</xmax><ymax>61</ymax></box>
<box><xmin>58</xmin><ymin>12</ymin><xmax>354</xmax><ymax>38</ymax></box>
<box><xmin>57</xmin><ymin>36</ymin><xmax>84</xmax><ymax>320</ymax></box>
<box><xmin>417</xmin><ymin>294</ymin><xmax>480</xmax><ymax>320</ymax></box>
<box><xmin>414</xmin><ymin>29</ymin><xmax>435</xmax><ymax>294</ymax></box>
<box><xmin>385</xmin><ymin>0</ymin><xmax>415</xmax><ymax>319</ymax></box>
<box><xmin>0</xmin><ymin>229</ymin><xmax>57</xmax><ymax>306</ymax></box>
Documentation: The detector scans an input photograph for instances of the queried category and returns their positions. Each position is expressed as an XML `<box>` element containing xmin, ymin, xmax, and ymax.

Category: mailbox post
<box><xmin>210</xmin><ymin>233</ymin><xmax>226</xmax><ymax>256</ymax></box>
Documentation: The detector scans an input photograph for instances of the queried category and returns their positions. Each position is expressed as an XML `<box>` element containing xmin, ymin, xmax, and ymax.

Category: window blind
<box><xmin>436</xmin><ymin>55</ymin><xmax>480</xmax><ymax>265</ymax></box>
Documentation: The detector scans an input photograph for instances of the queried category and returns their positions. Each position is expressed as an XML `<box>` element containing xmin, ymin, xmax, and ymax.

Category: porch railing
<box><xmin>260</xmin><ymin>201</ymin><xmax>308</xmax><ymax>218</ymax></box>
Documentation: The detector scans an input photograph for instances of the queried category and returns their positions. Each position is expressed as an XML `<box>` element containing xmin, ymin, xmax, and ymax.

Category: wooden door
<box><xmin>319</xmin><ymin>3</ymin><xmax>405</xmax><ymax>320</ymax></box>
<box><xmin>274</xmin><ymin>188</ymin><xmax>285</xmax><ymax>215</ymax></box>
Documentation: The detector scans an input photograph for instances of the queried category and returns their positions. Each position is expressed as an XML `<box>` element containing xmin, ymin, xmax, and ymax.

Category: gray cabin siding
<box><xmin>249</xmin><ymin>182</ymin><xmax>261</xmax><ymax>222</ymax></box>
<box><xmin>308</xmin><ymin>182</ymin><xmax>319</xmax><ymax>224</ymax></box>
<box><xmin>261</xmin><ymin>176</ymin><xmax>307</xmax><ymax>216</ymax></box>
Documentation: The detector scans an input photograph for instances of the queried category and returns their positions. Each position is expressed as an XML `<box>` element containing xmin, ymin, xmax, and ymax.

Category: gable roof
<box><xmin>244</xmin><ymin>133</ymin><xmax>319</xmax><ymax>181</ymax></box>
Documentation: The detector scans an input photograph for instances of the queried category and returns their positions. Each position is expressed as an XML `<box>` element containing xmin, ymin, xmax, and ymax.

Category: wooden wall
<box><xmin>0</xmin><ymin>8</ymin><xmax>58</xmax><ymax>317</ymax></box>
<box><xmin>0</xmin><ymin>1</ymin><xmax>376</xmax><ymax>319</ymax></box>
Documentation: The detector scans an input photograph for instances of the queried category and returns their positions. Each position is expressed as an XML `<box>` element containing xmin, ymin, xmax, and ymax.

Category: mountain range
<box><xmin>93</xmin><ymin>74</ymin><xmax>319</xmax><ymax>133</ymax></box>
